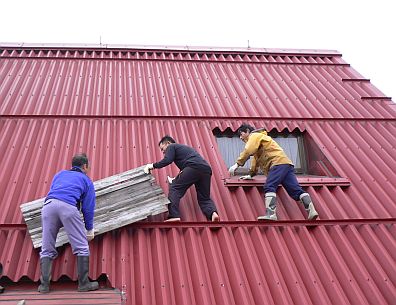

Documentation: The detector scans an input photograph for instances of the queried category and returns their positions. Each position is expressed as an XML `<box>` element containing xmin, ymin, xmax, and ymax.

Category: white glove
<box><xmin>86</xmin><ymin>229</ymin><xmax>94</xmax><ymax>241</ymax></box>
<box><xmin>228</xmin><ymin>163</ymin><xmax>239</xmax><ymax>175</ymax></box>
<box><xmin>143</xmin><ymin>163</ymin><xmax>154</xmax><ymax>174</ymax></box>
<box><xmin>167</xmin><ymin>176</ymin><xmax>175</xmax><ymax>184</ymax></box>
<box><xmin>239</xmin><ymin>175</ymin><xmax>253</xmax><ymax>180</ymax></box>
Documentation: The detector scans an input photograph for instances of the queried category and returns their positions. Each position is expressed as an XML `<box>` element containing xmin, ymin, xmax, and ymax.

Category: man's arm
<box><xmin>81</xmin><ymin>180</ymin><xmax>95</xmax><ymax>231</ymax></box>
<box><xmin>153</xmin><ymin>144</ymin><xmax>176</xmax><ymax>169</ymax></box>
<box><xmin>249</xmin><ymin>157</ymin><xmax>258</xmax><ymax>177</ymax></box>
<box><xmin>236</xmin><ymin>135</ymin><xmax>260</xmax><ymax>166</ymax></box>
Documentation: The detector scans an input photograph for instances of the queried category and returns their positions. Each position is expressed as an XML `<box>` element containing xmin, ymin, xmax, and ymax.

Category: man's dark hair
<box><xmin>158</xmin><ymin>135</ymin><xmax>176</xmax><ymax>146</ymax></box>
<box><xmin>72</xmin><ymin>153</ymin><xmax>89</xmax><ymax>168</ymax></box>
<box><xmin>237</xmin><ymin>123</ymin><xmax>255</xmax><ymax>136</ymax></box>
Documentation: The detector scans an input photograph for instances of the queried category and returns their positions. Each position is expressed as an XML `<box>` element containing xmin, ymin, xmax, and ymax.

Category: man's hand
<box><xmin>228</xmin><ymin>163</ymin><xmax>239</xmax><ymax>175</ymax></box>
<box><xmin>86</xmin><ymin>229</ymin><xmax>94</xmax><ymax>241</ymax></box>
<box><xmin>239</xmin><ymin>175</ymin><xmax>253</xmax><ymax>180</ymax></box>
<box><xmin>143</xmin><ymin>163</ymin><xmax>154</xmax><ymax>174</ymax></box>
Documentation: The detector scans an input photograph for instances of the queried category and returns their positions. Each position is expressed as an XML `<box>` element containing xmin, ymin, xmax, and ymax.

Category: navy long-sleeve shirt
<box><xmin>153</xmin><ymin>143</ymin><xmax>212</xmax><ymax>174</ymax></box>
<box><xmin>45</xmin><ymin>167</ymin><xmax>96</xmax><ymax>230</ymax></box>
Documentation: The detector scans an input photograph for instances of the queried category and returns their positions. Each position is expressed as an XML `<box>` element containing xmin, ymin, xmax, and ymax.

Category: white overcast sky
<box><xmin>1</xmin><ymin>0</ymin><xmax>395</xmax><ymax>100</ymax></box>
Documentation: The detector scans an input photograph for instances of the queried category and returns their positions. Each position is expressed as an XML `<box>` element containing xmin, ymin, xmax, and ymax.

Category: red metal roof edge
<box><xmin>2</xmin><ymin>219</ymin><xmax>394</xmax><ymax>234</ymax></box>
<box><xmin>0</xmin><ymin>42</ymin><xmax>341</xmax><ymax>56</ymax></box>
<box><xmin>223</xmin><ymin>176</ymin><xmax>352</xmax><ymax>187</ymax></box>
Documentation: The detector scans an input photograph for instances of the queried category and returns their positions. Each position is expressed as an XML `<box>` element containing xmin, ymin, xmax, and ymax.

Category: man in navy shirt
<box><xmin>144</xmin><ymin>136</ymin><xmax>220</xmax><ymax>222</ymax></box>
<box><xmin>38</xmin><ymin>153</ymin><xmax>98</xmax><ymax>293</ymax></box>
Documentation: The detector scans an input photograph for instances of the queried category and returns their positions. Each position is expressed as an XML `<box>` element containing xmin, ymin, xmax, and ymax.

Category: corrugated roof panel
<box><xmin>1</xmin><ymin>53</ymin><xmax>394</xmax><ymax>119</ymax></box>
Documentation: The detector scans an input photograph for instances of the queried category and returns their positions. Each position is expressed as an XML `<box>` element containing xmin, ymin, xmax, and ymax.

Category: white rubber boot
<box><xmin>300</xmin><ymin>193</ymin><xmax>319</xmax><ymax>220</ymax></box>
<box><xmin>258</xmin><ymin>192</ymin><xmax>277</xmax><ymax>221</ymax></box>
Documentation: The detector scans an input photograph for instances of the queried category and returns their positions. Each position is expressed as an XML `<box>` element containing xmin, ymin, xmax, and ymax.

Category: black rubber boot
<box><xmin>38</xmin><ymin>257</ymin><xmax>52</xmax><ymax>293</ymax></box>
<box><xmin>77</xmin><ymin>256</ymin><xmax>99</xmax><ymax>292</ymax></box>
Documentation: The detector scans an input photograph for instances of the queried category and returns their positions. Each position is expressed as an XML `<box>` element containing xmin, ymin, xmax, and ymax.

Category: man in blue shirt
<box><xmin>144</xmin><ymin>136</ymin><xmax>220</xmax><ymax>222</ymax></box>
<box><xmin>38</xmin><ymin>153</ymin><xmax>98</xmax><ymax>293</ymax></box>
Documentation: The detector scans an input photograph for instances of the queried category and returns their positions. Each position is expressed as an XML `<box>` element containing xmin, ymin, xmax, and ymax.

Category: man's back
<box><xmin>46</xmin><ymin>168</ymin><xmax>95</xmax><ymax>230</ymax></box>
<box><xmin>46</xmin><ymin>170</ymin><xmax>90</xmax><ymax>206</ymax></box>
<box><xmin>155</xmin><ymin>143</ymin><xmax>212</xmax><ymax>174</ymax></box>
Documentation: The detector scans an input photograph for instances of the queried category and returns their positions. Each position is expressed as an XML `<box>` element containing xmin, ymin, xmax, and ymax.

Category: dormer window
<box><xmin>213</xmin><ymin>127</ymin><xmax>340</xmax><ymax>178</ymax></box>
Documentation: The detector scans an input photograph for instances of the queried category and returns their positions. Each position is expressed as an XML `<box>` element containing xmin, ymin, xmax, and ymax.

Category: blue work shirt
<box><xmin>45</xmin><ymin>167</ymin><xmax>96</xmax><ymax>230</ymax></box>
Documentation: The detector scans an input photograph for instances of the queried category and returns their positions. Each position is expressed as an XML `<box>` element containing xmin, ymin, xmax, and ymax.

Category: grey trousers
<box><xmin>40</xmin><ymin>199</ymin><xmax>89</xmax><ymax>258</ymax></box>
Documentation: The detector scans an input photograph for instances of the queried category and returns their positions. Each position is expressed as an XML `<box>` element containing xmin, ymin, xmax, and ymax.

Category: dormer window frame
<box><xmin>213</xmin><ymin>127</ymin><xmax>351</xmax><ymax>188</ymax></box>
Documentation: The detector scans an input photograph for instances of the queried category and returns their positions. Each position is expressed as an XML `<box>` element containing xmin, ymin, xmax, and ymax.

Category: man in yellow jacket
<box><xmin>229</xmin><ymin>123</ymin><xmax>319</xmax><ymax>221</ymax></box>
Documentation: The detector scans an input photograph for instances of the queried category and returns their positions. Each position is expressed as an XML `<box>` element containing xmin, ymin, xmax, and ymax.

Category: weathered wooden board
<box><xmin>20</xmin><ymin>166</ymin><xmax>169</xmax><ymax>248</ymax></box>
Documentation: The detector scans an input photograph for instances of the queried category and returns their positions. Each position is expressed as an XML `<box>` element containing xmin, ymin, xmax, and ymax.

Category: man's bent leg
<box><xmin>195</xmin><ymin>172</ymin><xmax>218</xmax><ymax>220</ymax></box>
<box><xmin>282</xmin><ymin>167</ymin><xmax>319</xmax><ymax>220</ymax></box>
<box><xmin>260</xmin><ymin>165</ymin><xmax>289</xmax><ymax>220</ymax></box>
<box><xmin>40</xmin><ymin>201</ymin><xmax>62</xmax><ymax>259</ymax></box>
<box><xmin>38</xmin><ymin>201</ymin><xmax>62</xmax><ymax>293</ymax></box>
<box><xmin>58</xmin><ymin>202</ymin><xmax>98</xmax><ymax>291</ymax></box>
<box><xmin>60</xmin><ymin>203</ymin><xmax>89</xmax><ymax>256</ymax></box>
<box><xmin>167</xmin><ymin>168</ymin><xmax>196</xmax><ymax>219</ymax></box>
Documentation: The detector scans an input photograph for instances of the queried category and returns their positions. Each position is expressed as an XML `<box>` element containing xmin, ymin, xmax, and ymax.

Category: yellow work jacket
<box><xmin>236</xmin><ymin>130</ymin><xmax>293</xmax><ymax>176</ymax></box>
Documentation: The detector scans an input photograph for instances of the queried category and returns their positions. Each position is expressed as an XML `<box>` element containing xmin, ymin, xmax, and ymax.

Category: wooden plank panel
<box><xmin>20</xmin><ymin>166</ymin><xmax>169</xmax><ymax>248</ymax></box>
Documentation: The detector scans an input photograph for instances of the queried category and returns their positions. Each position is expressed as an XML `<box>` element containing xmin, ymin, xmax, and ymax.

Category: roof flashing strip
<box><xmin>0</xmin><ymin>42</ymin><xmax>341</xmax><ymax>55</ymax></box>
<box><xmin>224</xmin><ymin>176</ymin><xmax>351</xmax><ymax>187</ymax></box>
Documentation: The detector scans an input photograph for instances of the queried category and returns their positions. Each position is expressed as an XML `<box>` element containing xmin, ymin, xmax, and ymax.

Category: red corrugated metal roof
<box><xmin>0</xmin><ymin>45</ymin><xmax>395</xmax><ymax>305</ymax></box>
<box><xmin>0</xmin><ymin>47</ymin><xmax>392</xmax><ymax>119</ymax></box>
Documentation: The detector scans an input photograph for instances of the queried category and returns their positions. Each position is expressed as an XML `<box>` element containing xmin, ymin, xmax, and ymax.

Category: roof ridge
<box><xmin>0</xmin><ymin>42</ymin><xmax>341</xmax><ymax>56</ymax></box>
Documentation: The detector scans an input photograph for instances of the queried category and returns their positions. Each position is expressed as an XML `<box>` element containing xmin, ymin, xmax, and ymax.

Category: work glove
<box><xmin>239</xmin><ymin>175</ymin><xmax>253</xmax><ymax>180</ymax></box>
<box><xmin>228</xmin><ymin>163</ymin><xmax>239</xmax><ymax>175</ymax></box>
<box><xmin>167</xmin><ymin>176</ymin><xmax>175</xmax><ymax>184</ymax></box>
<box><xmin>143</xmin><ymin>163</ymin><xmax>154</xmax><ymax>174</ymax></box>
<box><xmin>86</xmin><ymin>229</ymin><xmax>94</xmax><ymax>241</ymax></box>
